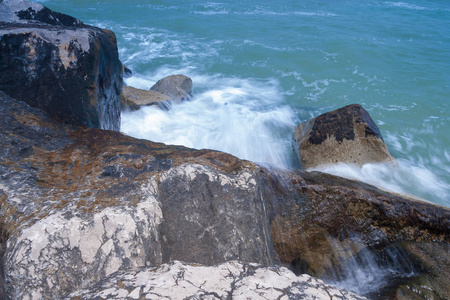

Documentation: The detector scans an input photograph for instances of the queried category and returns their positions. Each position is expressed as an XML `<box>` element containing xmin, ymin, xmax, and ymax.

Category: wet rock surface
<box><xmin>266</xmin><ymin>168</ymin><xmax>450</xmax><ymax>299</ymax></box>
<box><xmin>67</xmin><ymin>260</ymin><xmax>367</xmax><ymax>300</ymax></box>
<box><xmin>150</xmin><ymin>74</ymin><xmax>193</xmax><ymax>103</ymax></box>
<box><xmin>120</xmin><ymin>85</ymin><xmax>171</xmax><ymax>111</ymax></box>
<box><xmin>294</xmin><ymin>104</ymin><xmax>395</xmax><ymax>169</ymax></box>
<box><xmin>0</xmin><ymin>0</ymin><xmax>122</xmax><ymax>130</ymax></box>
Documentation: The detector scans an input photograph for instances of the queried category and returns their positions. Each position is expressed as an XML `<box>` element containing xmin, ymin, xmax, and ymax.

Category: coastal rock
<box><xmin>67</xmin><ymin>260</ymin><xmax>367</xmax><ymax>300</ymax></box>
<box><xmin>294</xmin><ymin>104</ymin><xmax>395</xmax><ymax>169</ymax></box>
<box><xmin>266</xmin><ymin>169</ymin><xmax>450</xmax><ymax>299</ymax></box>
<box><xmin>0</xmin><ymin>91</ymin><xmax>278</xmax><ymax>299</ymax></box>
<box><xmin>120</xmin><ymin>85</ymin><xmax>170</xmax><ymax>111</ymax></box>
<box><xmin>0</xmin><ymin>0</ymin><xmax>82</xmax><ymax>25</ymax></box>
<box><xmin>1</xmin><ymin>89</ymin><xmax>449</xmax><ymax>299</ymax></box>
<box><xmin>150</xmin><ymin>74</ymin><xmax>193</xmax><ymax>103</ymax></box>
<box><xmin>0</xmin><ymin>0</ymin><xmax>122</xmax><ymax>130</ymax></box>
<box><xmin>2</xmin><ymin>2</ymin><xmax>447</xmax><ymax>300</ymax></box>
<box><xmin>1</xmin><ymin>90</ymin><xmax>449</xmax><ymax>299</ymax></box>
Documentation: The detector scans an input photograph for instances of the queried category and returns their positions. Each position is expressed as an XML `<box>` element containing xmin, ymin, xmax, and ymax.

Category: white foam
<box><xmin>192</xmin><ymin>10</ymin><xmax>229</xmax><ymax>15</ymax></box>
<box><xmin>121</xmin><ymin>75</ymin><xmax>298</xmax><ymax>169</ymax></box>
<box><xmin>124</xmin><ymin>77</ymin><xmax>155</xmax><ymax>90</ymax></box>
<box><xmin>311</xmin><ymin>159</ymin><xmax>449</xmax><ymax>207</ymax></box>
<box><xmin>385</xmin><ymin>2</ymin><xmax>428</xmax><ymax>11</ymax></box>
<box><xmin>239</xmin><ymin>10</ymin><xmax>337</xmax><ymax>17</ymax></box>
<box><xmin>281</xmin><ymin>71</ymin><xmax>347</xmax><ymax>102</ymax></box>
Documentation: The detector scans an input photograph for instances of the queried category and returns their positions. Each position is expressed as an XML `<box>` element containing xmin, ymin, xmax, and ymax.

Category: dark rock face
<box><xmin>265</xmin><ymin>168</ymin><xmax>450</xmax><ymax>299</ymax></box>
<box><xmin>157</xmin><ymin>164</ymin><xmax>276</xmax><ymax>266</ymax></box>
<box><xmin>308</xmin><ymin>104</ymin><xmax>383</xmax><ymax>145</ymax></box>
<box><xmin>150</xmin><ymin>74</ymin><xmax>193</xmax><ymax>103</ymax></box>
<box><xmin>15</xmin><ymin>6</ymin><xmax>82</xmax><ymax>26</ymax></box>
<box><xmin>0</xmin><ymin>0</ymin><xmax>122</xmax><ymax>130</ymax></box>
<box><xmin>294</xmin><ymin>104</ymin><xmax>395</xmax><ymax>168</ymax></box>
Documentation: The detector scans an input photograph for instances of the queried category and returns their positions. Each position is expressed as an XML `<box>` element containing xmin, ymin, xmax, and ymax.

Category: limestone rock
<box><xmin>0</xmin><ymin>0</ymin><xmax>122</xmax><ymax>130</ymax></box>
<box><xmin>294</xmin><ymin>104</ymin><xmax>395</xmax><ymax>169</ymax></box>
<box><xmin>150</xmin><ymin>74</ymin><xmax>193</xmax><ymax>103</ymax></box>
<box><xmin>67</xmin><ymin>260</ymin><xmax>367</xmax><ymax>300</ymax></box>
<box><xmin>120</xmin><ymin>85</ymin><xmax>170</xmax><ymax>111</ymax></box>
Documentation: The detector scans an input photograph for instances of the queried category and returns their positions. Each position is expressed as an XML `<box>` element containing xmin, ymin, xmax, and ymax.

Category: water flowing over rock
<box><xmin>294</xmin><ymin>104</ymin><xmax>395</xmax><ymax>169</ymax></box>
<box><xmin>150</xmin><ymin>74</ymin><xmax>193</xmax><ymax>103</ymax></box>
<box><xmin>66</xmin><ymin>260</ymin><xmax>367</xmax><ymax>300</ymax></box>
<box><xmin>265</xmin><ymin>168</ymin><xmax>449</xmax><ymax>299</ymax></box>
<box><xmin>120</xmin><ymin>85</ymin><xmax>171</xmax><ymax>111</ymax></box>
<box><xmin>0</xmin><ymin>0</ymin><xmax>122</xmax><ymax>130</ymax></box>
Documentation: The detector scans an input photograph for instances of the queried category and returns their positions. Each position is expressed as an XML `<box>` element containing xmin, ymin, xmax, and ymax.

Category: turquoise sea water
<box><xmin>39</xmin><ymin>0</ymin><xmax>450</xmax><ymax>207</ymax></box>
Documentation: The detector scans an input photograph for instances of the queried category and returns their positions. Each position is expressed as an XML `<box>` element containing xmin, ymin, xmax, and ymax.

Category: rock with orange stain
<box><xmin>0</xmin><ymin>91</ymin><xmax>280</xmax><ymax>299</ymax></box>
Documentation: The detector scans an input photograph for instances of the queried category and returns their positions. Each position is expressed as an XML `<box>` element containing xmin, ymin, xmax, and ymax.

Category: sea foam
<box><xmin>122</xmin><ymin>74</ymin><xmax>298</xmax><ymax>169</ymax></box>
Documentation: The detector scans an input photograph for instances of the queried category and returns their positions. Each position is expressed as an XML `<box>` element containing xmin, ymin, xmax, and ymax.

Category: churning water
<box><xmin>37</xmin><ymin>0</ymin><xmax>449</xmax><ymax>293</ymax></box>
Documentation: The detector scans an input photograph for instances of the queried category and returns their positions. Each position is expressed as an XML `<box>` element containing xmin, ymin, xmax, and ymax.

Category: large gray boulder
<box><xmin>67</xmin><ymin>260</ymin><xmax>367</xmax><ymax>299</ymax></box>
<box><xmin>150</xmin><ymin>74</ymin><xmax>193</xmax><ymax>103</ymax></box>
<box><xmin>0</xmin><ymin>0</ymin><xmax>122</xmax><ymax>130</ymax></box>
<box><xmin>294</xmin><ymin>104</ymin><xmax>395</xmax><ymax>169</ymax></box>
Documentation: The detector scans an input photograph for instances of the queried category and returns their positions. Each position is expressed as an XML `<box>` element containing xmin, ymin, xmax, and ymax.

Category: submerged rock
<box><xmin>67</xmin><ymin>260</ymin><xmax>367</xmax><ymax>300</ymax></box>
<box><xmin>0</xmin><ymin>0</ymin><xmax>122</xmax><ymax>130</ymax></box>
<box><xmin>120</xmin><ymin>85</ymin><xmax>171</xmax><ymax>111</ymax></box>
<box><xmin>150</xmin><ymin>74</ymin><xmax>193</xmax><ymax>103</ymax></box>
<box><xmin>294</xmin><ymin>104</ymin><xmax>395</xmax><ymax>169</ymax></box>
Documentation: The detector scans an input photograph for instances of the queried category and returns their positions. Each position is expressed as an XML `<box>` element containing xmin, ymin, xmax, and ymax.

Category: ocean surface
<box><xmin>39</xmin><ymin>0</ymin><xmax>450</xmax><ymax>209</ymax></box>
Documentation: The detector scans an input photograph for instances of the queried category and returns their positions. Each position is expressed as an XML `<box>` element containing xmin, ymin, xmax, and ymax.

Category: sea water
<box><xmin>38</xmin><ymin>1</ymin><xmax>449</xmax><ymax>206</ymax></box>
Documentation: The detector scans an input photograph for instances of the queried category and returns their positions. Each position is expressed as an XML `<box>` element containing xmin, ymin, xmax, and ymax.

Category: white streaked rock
<box><xmin>67</xmin><ymin>260</ymin><xmax>367</xmax><ymax>300</ymax></box>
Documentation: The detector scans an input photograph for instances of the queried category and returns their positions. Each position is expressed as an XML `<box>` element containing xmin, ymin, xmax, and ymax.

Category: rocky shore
<box><xmin>0</xmin><ymin>1</ymin><xmax>449</xmax><ymax>299</ymax></box>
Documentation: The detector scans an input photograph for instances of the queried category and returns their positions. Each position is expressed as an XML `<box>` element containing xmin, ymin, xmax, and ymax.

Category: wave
<box><xmin>239</xmin><ymin>10</ymin><xmax>337</xmax><ymax>17</ymax></box>
<box><xmin>385</xmin><ymin>2</ymin><xmax>428</xmax><ymax>10</ymax></box>
<box><xmin>384</xmin><ymin>1</ymin><xmax>450</xmax><ymax>12</ymax></box>
<box><xmin>312</xmin><ymin>159</ymin><xmax>449</xmax><ymax>207</ymax></box>
<box><xmin>122</xmin><ymin>74</ymin><xmax>298</xmax><ymax>169</ymax></box>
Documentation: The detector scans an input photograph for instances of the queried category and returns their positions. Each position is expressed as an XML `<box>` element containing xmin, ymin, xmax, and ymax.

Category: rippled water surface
<box><xmin>40</xmin><ymin>0</ymin><xmax>450</xmax><ymax>208</ymax></box>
